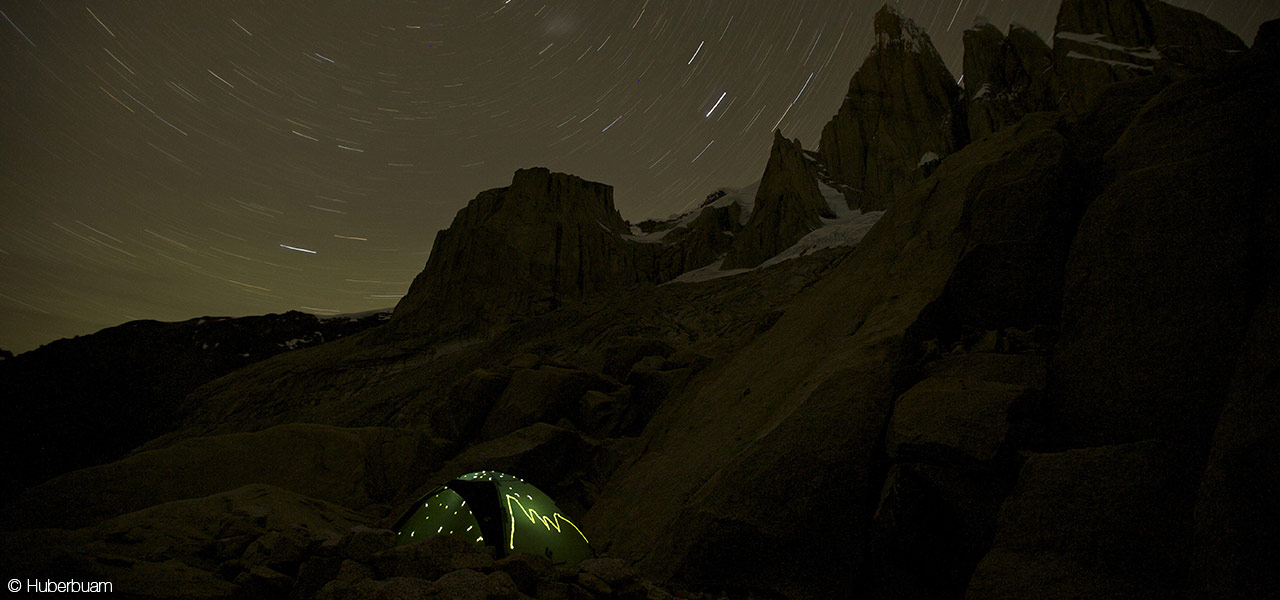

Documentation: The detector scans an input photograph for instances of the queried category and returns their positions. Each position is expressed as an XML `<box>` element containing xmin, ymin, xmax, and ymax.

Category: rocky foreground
<box><xmin>3</xmin><ymin>1</ymin><xmax>1278</xmax><ymax>599</ymax></box>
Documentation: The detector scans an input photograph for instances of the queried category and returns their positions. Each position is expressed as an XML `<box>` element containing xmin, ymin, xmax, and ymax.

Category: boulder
<box><xmin>369</xmin><ymin>535</ymin><xmax>491</xmax><ymax>582</ymax></box>
<box><xmin>240</xmin><ymin>530</ymin><xmax>309</xmax><ymax>576</ymax></box>
<box><xmin>577</xmin><ymin>557</ymin><xmax>640</xmax><ymax>591</ymax></box>
<box><xmin>493</xmin><ymin>552</ymin><xmax>556</xmax><ymax>595</ymax></box>
<box><xmin>867</xmin><ymin>462</ymin><xmax>1014</xmax><ymax>599</ymax></box>
<box><xmin>722</xmin><ymin>130</ymin><xmax>833</xmax><ymax>269</ymax></box>
<box><xmin>316</xmin><ymin>576</ymin><xmax>438</xmax><ymax>600</ymax></box>
<box><xmin>294</xmin><ymin>556</ymin><xmax>345</xmax><ymax>600</ymax></box>
<box><xmin>479</xmin><ymin>366</ymin><xmax>616</xmax><ymax>440</ymax></box>
<box><xmin>922</xmin><ymin>353</ymin><xmax>1048</xmax><ymax>390</ymax></box>
<box><xmin>0</xmin><ymin>485</ymin><xmax>370</xmax><ymax>599</ymax></box>
<box><xmin>432</xmin><ymin>569</ymin><xmax>520</xmax><ymax>600</ymax></box>
<box><xmin>1052</xmin><ymin>43</ymin><xmax>1280</xmax><ymax>448</ymax></box>
<box><xmin>578</xmin><ymin>389</ymin><xmax>632</xmax><ymax>439</ymax></box>
<box><xmin>533</xmin><ymin>580</ymin><xmax>596</xmax><ymax>600</ymax></box>
<box><xmin>1191</xmin><ymin>40</ymin><xmax>1280</xmax><ymax>594</ymax></box>
<box><xmin>600</xmin><ymin>337</ymin><xmax>676</xmax><ymax>381</ymax></box>
<box><xmin>434</xmin><ymin>368</ymin><xmax>513</xmax><ymax>443</ymax></box>
<box><xmin>818</xmin><ymin>4</ymin><xmax>967</xmax><ymax>211</ymax></box>
<box><xmin>335</xmin><ymin>526</ymin><xmax>397</xmax><ymax>562</ymax></box>
<box><xmin>231</xmin><ymin>565</ymin><xmax>292</xmax><ymax>599</ymax></box>
<box><xmin>1193</xmin><ymin>278</ymin><xmax>1280</xmax><ymax>599</ymax></box>
<box><xmin>887</xmin><ymin>376</ymin><xmax>1033</xmax><ymax>465</ymax></box>
<box><xmin>966</xmin><ymin>441</ymin><xmax>1191</xmax><ymax>599</ymax></box>
<box><xmin>110</xmin><ymin>558</ymin><xmax>239</xmax><ymax>600</ymax></box>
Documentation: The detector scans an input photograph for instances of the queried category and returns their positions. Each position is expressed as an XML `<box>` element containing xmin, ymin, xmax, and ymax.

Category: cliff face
<box><xmin>391</xmin><ymin>168</ymin><xmax>657</xmax><ymax>336</ymax></box>
<box><xmin>721</xmin><ymin>130</ymin><xmax>834</xmax><ymax>270</ymax></box>
<box><xmin>1052</xmin><ymin>0</ymin><xmax>1246</xmax><ymax>111</ymax></box>
<box><xmin>818</xmin><ymin>4</ymin><xmax>967</xmax><ymax>211</ymax></box>
<box><xmin>963</xmin><ymin>22</ymin><xmax>1057</xmax><ymax>141</ymax></box>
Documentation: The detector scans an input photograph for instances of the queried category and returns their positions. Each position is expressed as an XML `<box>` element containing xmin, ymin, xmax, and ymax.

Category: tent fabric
<box><xmin>393</xmin><ymin>470</ymin><xmax>594</xmax><ymax>565</ymax></box>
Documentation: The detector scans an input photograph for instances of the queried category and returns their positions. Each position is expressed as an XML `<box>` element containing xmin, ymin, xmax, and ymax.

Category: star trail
<box><xmin>1</xmin><ymin>1</ymin><xmax>1275</xmax><ymax>353</ymax></box>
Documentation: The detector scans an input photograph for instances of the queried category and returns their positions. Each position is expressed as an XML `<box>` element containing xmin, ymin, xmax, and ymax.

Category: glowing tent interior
<box><xmin>393</xmin><ymin>470</ymin><xmax>594</xmax><ymax>565</ymax></box>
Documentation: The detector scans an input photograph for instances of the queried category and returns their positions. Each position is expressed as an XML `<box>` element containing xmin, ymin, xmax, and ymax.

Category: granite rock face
<box><xmin>391</xmin><ymin>168</ymin><xmax>657</xmax><ymax>336</ymax></box>
<box><xmin>968</xmin><ymin>441</ymin><xmax>1191</xmax><ymax>599</ymax></box>
<box><xmin>1051</xmin><ymin>37</ymin><xmax>1280</xmax><ymax>450</ymax></box>
<box><xmin>721</xmin><ymin>130</ymin><xmax>834</xmax><ymax>269</ymax></box>
<box><xmin>1183</xmin><ymin>26</ymin><xmax>1280</xmax><ymax>600</ymax></box>
<box><xmin>962</xmin><ymin>22</ymin><xmax>1057</xmax><ymax>140</ymax></box>
<box><xmin>648</xmin><ymin>196</ymin><xmax>744</xmax><ymax>279</ymax></box>
<box><xmin>818</xmin><ymin>4</ymin><xmax>968</xmax><ymax>211</ymax></box>
<box><xmin>1051</xmin><ymin>0</ymin><xmax>1246</xmax><ymax>111</ymax></box>
<box><xmin>586</xmin><ymin>108</ymin><xmax>1074</xmax><ymax>598</ymax></box>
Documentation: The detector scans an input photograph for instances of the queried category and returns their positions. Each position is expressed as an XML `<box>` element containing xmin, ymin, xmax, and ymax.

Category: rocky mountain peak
<box><xmin>439</xmin><ymin>167</ymin><xmax>629</xmax><ymax>237</ymax></box>
<box><xmin>872</xmin><ymin>3</ymin><xmax>941</xmax><ymax>60</ymax></box>
<box><xmin>1052</xmin><ymin>0</ymin><xmax>1246</xmax><ymax>110</ymax></box>
<box><xmin>390</xmin><ymin>168</ymin><xmax>654</xmax><ymax>336</ymax></box>
<box><xmin>1256</xmin><ymin>18</ymin><xmax>1280</xmax><ymax>54</ymax></box>
<box><xmin>721</xmin><ymin>130</ymin><xmax>834</xmax><ymax>270</ymax></box>
<box><xmin>818</xmin><ymin>5</ymin><xmax>967</xmax><ymax>211</ymax></box>
<box><xmin>963</xmin><ymin>19</ymin><xmax>1057</xmax><ymax>140</ymax></box>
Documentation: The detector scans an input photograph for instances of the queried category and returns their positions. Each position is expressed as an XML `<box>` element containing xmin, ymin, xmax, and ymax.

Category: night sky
<box><xmin>2</xmin><ymin>1</ymin><xmax>1274</xmax><ymax>353</ymax></box>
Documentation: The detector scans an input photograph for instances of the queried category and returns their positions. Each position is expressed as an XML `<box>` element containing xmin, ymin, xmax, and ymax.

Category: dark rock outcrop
<box><xmin>478</xmin><ymin>366</ymin><xmax>616</xmax><ymax>440</ymax></box>
<box><xmin>1051</xmin><ymin>0</ymin><xmax>1246</xmax><ymax>111</ymax></box>
<box><xmin>968</xmin><ymin>441</ymin><xmax>1191</xmax><ymax>599</ymax></box>
<box><xmin>0</xmin><ymin>484</ymin><xmax>373</xmax><ymax>600</ymax></box>
<box><xmin>886</xmin><ymin>376</ymin><xmax>1034</xmax><ymax>465</ymax></box>
<box><xmin>721</xmin><ymin>130</ymin><xmax>834</xmax><ymax>269</ymax></box>
<box><xmin>963</xmin><ymin>21</ymin><xmax>1057</xmax><ymax>140</ymax></box>
<box><xmin>818</xmin><ymin>4</ymin><xmax>967</xmax><ymax>211</ymax></box>
<box><xmin>1190</xmin><ymin>23</ymin><xmax>1280</xmax><ymax>599</ymax></box>
<box><xmin>646</xmin><ymin>194</ymin><xmax>746</xmax><ymax>279</ymax></box>
<box><xmin>391</xmin><ymin>168</ymin><xmax>657</xmax><ymax>336</ymax></box>
<box><xmin>1051</xmin><ymin>38</ymin><xmax>1279</xmax><ymax>450</ymax></box>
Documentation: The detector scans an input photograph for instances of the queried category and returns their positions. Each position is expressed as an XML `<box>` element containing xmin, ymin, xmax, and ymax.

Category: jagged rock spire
<box><xmin>818</xmin><ymin>4</ymin><xmax>967</xmax><ymax>212</ymax></box>
<box><xmin>721</xmin><ymin>130</ymin><xmax>833</xmax><ymax>270</ymax></box>
<box><xmin>962</xmin><ymin>21</ymin><xmax>1056</xmax><ymax>140</ymax></box>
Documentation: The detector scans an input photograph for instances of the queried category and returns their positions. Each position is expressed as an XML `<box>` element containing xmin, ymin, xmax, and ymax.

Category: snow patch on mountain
<box><xmin>625</xmin><ymin>181</ymin><xmax>760</xmax><ymax>243</ymax></box>
<box><xmin>669</xmin><ymin>181</ymin><xmax>883</xmax><ymax>283</ymax></box>
<box><xmin>1065</xmin><ymin>50</ymin><xmax>1155</xmax><ymax>71</ymax></box>
<box><xmin>1055</xmin><ymin>31</ymin><xmax>1162</xmax><ymax>60</ymax></box>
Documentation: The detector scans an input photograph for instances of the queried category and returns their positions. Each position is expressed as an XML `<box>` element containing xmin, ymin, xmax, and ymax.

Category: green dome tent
<box><xmin>393</xmin><ymin>470</ymin><xmax>594</xmax><ymax>565</ymax></box>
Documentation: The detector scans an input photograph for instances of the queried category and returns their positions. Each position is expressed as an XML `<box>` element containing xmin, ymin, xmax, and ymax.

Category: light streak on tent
<box><xmin>392</xmin><ymin>470</ymin><xmax>594</xmax><ymax>565</ymax></box>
